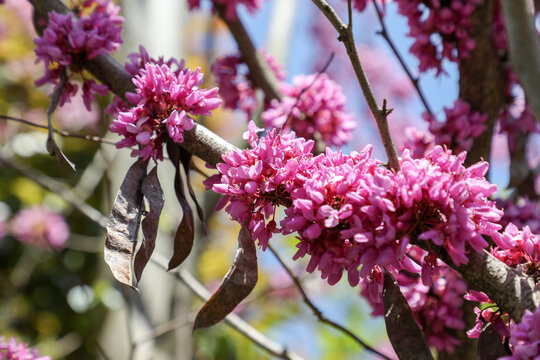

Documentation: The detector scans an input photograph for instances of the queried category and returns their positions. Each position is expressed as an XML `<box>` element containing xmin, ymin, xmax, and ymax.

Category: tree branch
<box><xmin>310</xmin><ymin>0</ymin><xmax>400</xmax><ymax>171</ymax></box>
<box><xmin>501</xmin><ymin>0</ymin><xmax>540</xmax><ymax>123</ymax></box>
<box><xmin>213</xmin><ymin>3</ymin><xmax>282</xmax><ymax>101</ymax></box>
<box><xmin>268</xmin><ymin>245</ymin><xmax>392</xmax><ymax>360</ymax></box>
<box><xmin>372</xmin><ymin>2</ymin><xmax>433</xmax><ymax>116</ymax></box>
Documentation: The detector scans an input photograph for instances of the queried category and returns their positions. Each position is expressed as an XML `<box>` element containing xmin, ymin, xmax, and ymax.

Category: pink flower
<box><xmin>213</xmin><ymin>50</ymin><xmax>285</xmax><ymax>119</ymax></box>
<box><xmin>396</xmin><ymin>0</ymin><xmax>483</xmax><ymax>73</ymax></box>
<box><xmin>205</xmin><ymin>121</ymin><xmax>316</xmax><ymax>248</ymax></box>
<box><xmin>10</xmin><ymin>206</ymin><xmax>69</xmax><ymax>249</ymax></box>
<box><xmin>501</xmin><ymin>307</ymin><xmax>540</xmax><ymax>360</ymax></box>
<box><xmin>110</xmin><ymin>63</ymin><xmax>220</xmax><ymax>161</ymax></box>
<box><xmin>0</xmin><ymin>337</ymin><xmax>51</xmax><ymax>360</ymax></box>
<box><xmin>262</xmin><ymin>73</ymin><xmax>356</xmax><ymax>147</ymax></box>
<box><xmin>423</xmin><ymin>100</ymin><xmax>487</xmax><ymax>153</ymax></box>
<box><xmin>34</xmin><ymin>0</ymin><xmax>123</xmax><ymax>110</ymax></box>
<box><xmin>395</xmin><ymin>146</ymin><xmax>502</xmax><ymax>266</ymax></box>
<box><xmin>491</xmin><ymin>223</ymin><xmax>540</xmax><ymax>273</ymax></box>
<box><xmin>281</xmin><ymin>146</ymin><xmax>396</xmax><ymax>286</ymax></box>
<box><xmin>401</xmin><ymin>127</ymin><xmax>434</xmax><ymax>159</ymax></box>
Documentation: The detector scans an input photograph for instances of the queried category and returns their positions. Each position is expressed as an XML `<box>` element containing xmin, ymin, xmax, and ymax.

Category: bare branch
<box><xmin>310</xmin><ymin>0</ymin><xmax>400</xmax><ymax>171</ymax></box>
<box><xmin>372</xmin><ymin>2</ymin><xmax>433</xmax><ymax>116</ymax></box>
<box><xmin>268</xmin><ymin>245</ymin><xmax>393</xmax><ymax>360</ymax></box>
<box><xmin>501</xmin><ymin>0</ymin><xmax>540</xmax><ymax>123</ymax></box>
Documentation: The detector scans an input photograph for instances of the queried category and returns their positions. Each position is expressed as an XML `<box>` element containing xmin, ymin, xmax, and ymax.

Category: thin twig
<box><xmin>0</xmin><ymin>115</ymin><xmax>118</xmax><ymax>145</ymax></box>
<box><xmin>267</xmin><ymin>245</ymin><xmax>393</xmax><ymax>360</ymax></box>
<box><xmin>311</xmin><ymin>0</ymin><xmax>400</xmax><ymax>171</ymax></box>
<box><xmin>372</xmin><ymin>2</ymin><xmax>433</xmax><ymax>116</ymax></box>
<box><xmin>133</xmin><ymin>312</ymin><xmax>194</xmax><ymax>345</ymax></box>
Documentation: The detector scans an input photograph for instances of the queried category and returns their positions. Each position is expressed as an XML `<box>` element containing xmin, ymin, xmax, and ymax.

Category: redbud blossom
<box><xmin>262</xmin><ymin>73</ymin><xmax>356</xmax><ymax>147</ymax></box>
<box><xmin>110</xmin><ymin>63</ymin><xmax>222</xmax><ymax>161</ymax></box>
<box><xmin>0</xmin><ymin>337</ymin><xmax>51</xmax><ymax>360</ymax></box>
<box><xmin>34</xmin><ymin>0</ymin><xmax>123</xmax><ymax>110</ymax></box>
<box><xmin>10</xmin><ymin>206</ymin><xmax>69</xmax><ymax>249</ymax></box>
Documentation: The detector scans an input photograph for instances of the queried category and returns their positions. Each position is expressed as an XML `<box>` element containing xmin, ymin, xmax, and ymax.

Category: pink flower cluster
<box><xmin>34</xmin><ymin>0</ymin><xmax>123</xmax><ymax>110</ymax></box>
<box><xmin>187</xmin><ymin>0</ymin><xmax>264</xmax><ymax>20</ymax></box>
<box><xmin>205</xmin><ymin>122</ymin><xmax>316</xmax><ymax>248</ymax></box>
<box><xmin>397</xmin><ymin>262</ymin><xmax>467</xmax><ymax>353</ymax></box>
<box><xmin>396</xmin><ymin>0</ymin><xmax>483</xmax><ymax>73</ymax></box>
<box><xmin>501</xmin><ymin>307</ymin><xmax>540</xmax><ymax>360</ymax></box>
<box><xmin>466</xmin><ymin>290</ymin><xmax>509</xmax><ymax>339</ymax></box>
<box><xmin>110</xmin><ymin>63</ymin><xmax>222</xmax><ymax>161</ymax></box>
<box><xmin>10</xmin><ymin>206</ymin><xmax>69</xmax><ymax>249</ymax></box>
<box><xmin>262</xmin><ymin>73</ymin><xmax>356</xmax><ymax>147</ymax></box>
<box><xmin>401</xmin><ymin>127</ymin><xmax>434</xmax><ymax>159</ymax></box>
<box><xmin>0</xmin><ymin>337</ymin><xmax>51</xmax><ymax>360</ymax></box>
<box><xmin>423</xmin><ymin>100</ymin><xmax>487</xmax><ymax>153</ymax></box>
<box><xmin>209</xmin><ymin>124</ymin><xmax>503</xmax><ymax>300</ymax></box>
<box><xmin>213</xmin><ymin>50</ymin><xmax>285</xmax><ymax>119</ymax></box>
<box><xmin>491</xmin><ymin>223</ymin><xmax>540</xmax><ymax>275</ymax></box>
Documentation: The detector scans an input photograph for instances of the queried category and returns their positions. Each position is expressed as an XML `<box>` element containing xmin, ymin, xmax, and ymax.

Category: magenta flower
<box><xmin>262</xmin><ymin>73</ymin><xmax>356</xmax><ymax>147</ymax></box>
<box><xmin>213</xmin><ymin>50</ymin><xmax>285</xmax><ymax>119</ymax></box>
<box><xmin>395</xmin><ymin>146</ymin><xmax>502</xmax><ymax>266</ymax></box>
<box><xmin>10</xmin><ymin>206</ymin><xmax>69</xmax><ymax>249</ymax></box>
<box><xmin>187</xmin><ymin>0</ymin><xmax>264</xmax><ymax>19</ymax></box>
<box><xmin>401</xmin><ymin>127</ymin><xmax>434</xmax><ymax>159</ymax></box>
<box><xmin>110</xmin><ymin>63</ymin><xmax>221</xmax><ymax>161</ymax></box>
<box><xmin>281</xmin><ymin>146</ymin><xmax>399</xmax><ymax>286</ymax></box>
<box><xmin>34</xmin><ymin>0</ymin><xmax>123</xmax><ymax>110</ymax></box>
<box><xmin>423</xmin><ymin>100</ymin><xmax>487</xmax><ymax>153</ymax></box>
<box><xmin>501</xmin><ymin>307</ymin><xmax>540</xmax><ymax>360</ymax></box>
<box><xmin>491</xmin><ymin>223</ymin><xmax>540</xmax><ymax>273</ymax></box>
<box><xmin>0</xmin><ymin>337</ymin><xmax>51</xmax><ymax>360</ymax></box>
<box><xmin>205</xmin><ymin>121</ymin><xmax>316</xmax><ymax>248</ymax></box>
<box><xmin>395</xmin><ymin>0</ymin><xmax>482</xmax><ymax>73</ymax></box>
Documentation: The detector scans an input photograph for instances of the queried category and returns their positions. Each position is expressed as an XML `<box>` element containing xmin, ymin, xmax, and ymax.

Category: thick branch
<box><xmin>501</xmin><ymin>0</ymin><xmax>540</xmax><ymax>123</ymax></box>
<box><xmin>412</xmin><ymin>240</ymin><xmax>540</xmax><ymax>322</ymax></box>
<box><xmin>310</xmin><ymin>0</ymin><xmax>400</xmax><ymax>171</ymax></box>
<box><xmin>372</xmin><ymin>2</ymin><xmax>433</xmax><ymax>116</ymax></box>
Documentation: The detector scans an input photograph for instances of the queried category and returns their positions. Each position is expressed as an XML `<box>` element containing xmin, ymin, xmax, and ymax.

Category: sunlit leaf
<box><xmin>134</xmin><ymin>166</ymin><xmax>164</xmax><ymax>282</ymax></box>
<box><xmin>167</xmin><ymin>142</ymin><xmax>195</xmax><ymax>270</ymax></box>
<box><xmin>193</xmin><ymin>223</ymin><xmax>258</xmax><ymax>330</ymax></box>
<box><xmin>104</xmin><ymin>159</ymin><xmax>147</xmax><ymax>290</ymax></box>
<box><xmin>383</xmin><ymin>271</ymin><xmax>433</xmax><ymax>360</ymax></box>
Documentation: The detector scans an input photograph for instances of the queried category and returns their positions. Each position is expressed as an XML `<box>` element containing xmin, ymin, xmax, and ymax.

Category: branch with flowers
<box><xmin>1</xmin><ymin>0</ymin><xmax>540</xmax><ymax>358</ymax></box>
